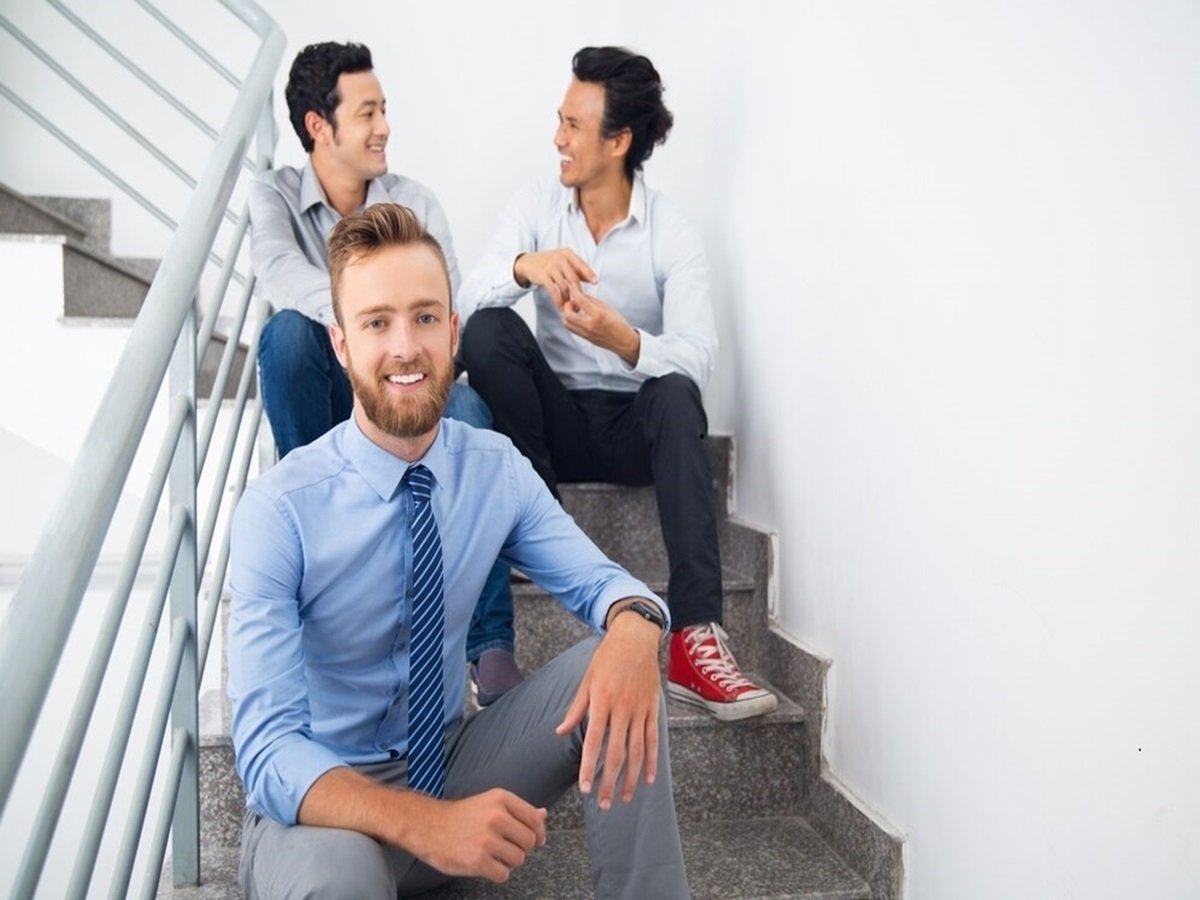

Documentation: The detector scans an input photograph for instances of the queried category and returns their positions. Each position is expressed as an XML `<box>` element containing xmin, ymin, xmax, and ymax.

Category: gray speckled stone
<box><xmin>198</xmin><ymin>737</ymin><xmax>243</xmax><ymax>850</ymax></box>
<box><xmin>1</xmin><ymin>185</ymin><xmax>89</xmax><ymax>242</ymax></box>
<box><xmin>173</xmin><ymin>818</ymin><xmax>868</xmax><ymax>899</ymax></box>
<box><xmin>30</xmin><ymin>194</ymin><xmax>111</xmax><ymax>252</ymax></box>
<box><xmin>158</xmin><ymin>844</ymin><xmax>242</xmax><ymax>899</ymax></box>
<box><xmin>760</xmin><ymin>632</ymin><xmax>904</xmax><ymax>900</ymax></box>
<box><xmin>511</xmin><ymin>570</ymin><xmax>758</xmax><ymax>675</ymax></box>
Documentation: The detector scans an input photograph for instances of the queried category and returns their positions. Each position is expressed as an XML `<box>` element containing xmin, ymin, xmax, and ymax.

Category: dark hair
<box><xmin>571</xmin><ymin>46</ymin><xmax>673</xmax><ymax>180</ymax></box>
<box><xmin>285</xmin><ymin>42</ymin><xmax>374</xmax><ymax>153</ymax></box>
<box><xmin>328</xmin><ymin>203</ymin><xmax>451</xmax><ymax>326</ymax></box>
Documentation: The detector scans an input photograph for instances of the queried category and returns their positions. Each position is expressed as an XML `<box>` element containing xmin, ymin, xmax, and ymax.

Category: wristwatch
<box><xmin>611</xmin><ymin>599</ymin><xmax>667</xmax><ymax>634</ymax></box>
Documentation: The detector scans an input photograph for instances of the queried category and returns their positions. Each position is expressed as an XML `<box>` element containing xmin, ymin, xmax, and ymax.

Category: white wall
<box><xmin>3</xmin><ymin>1</ymin><xmax>1199</xmax><ymax>895</ymax></box>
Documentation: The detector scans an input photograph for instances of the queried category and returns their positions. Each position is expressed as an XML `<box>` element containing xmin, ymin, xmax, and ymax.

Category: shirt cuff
<box><xmin>254</xmin><ymin>737</ymin><xmax>346</xmax><ymax>826</ymax></box>
<box><xmin>595</xmin><ymin>578</ymin><xmax>670</xmax><ymax>634</ymax></box>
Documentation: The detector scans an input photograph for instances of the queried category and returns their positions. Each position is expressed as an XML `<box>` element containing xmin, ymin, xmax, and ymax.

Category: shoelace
<box><xmin>684</xmin><ymin>624</ymin><xmax>759</xmax><ymax>691</ymax></box>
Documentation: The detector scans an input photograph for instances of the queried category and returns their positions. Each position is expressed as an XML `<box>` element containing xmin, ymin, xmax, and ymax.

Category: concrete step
<box><xmin>62</xmin><ymin>237</ymin><xmax>153</xmax><ymax>318</ymax></box>
<box><xmin>196</xmin><ymin>675</ymin><xmax>806</xmax><ymax>851</ymax></box>
<box><xmin>0</xmin><ymin>181</ymin><xmax>90</xmax><ymax>243</ymax></box>
<box><xmin>30</xmin><ymin>193</ymin><xmax>113</xmax><ymax>255</ymax></box>
<box><xmin>161</xmin><ymin>816</ymin><xmax>869</xmax><ymax>899</ymax></box>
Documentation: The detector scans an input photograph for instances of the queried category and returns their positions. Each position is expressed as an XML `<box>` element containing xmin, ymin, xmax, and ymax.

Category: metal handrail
<box><xmin>0</xmin><ymin>0</ymin><xmax>284</xmax><ymax>894</ymax></box>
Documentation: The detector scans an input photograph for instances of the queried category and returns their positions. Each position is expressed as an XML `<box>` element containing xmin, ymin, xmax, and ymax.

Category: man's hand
<box><xmin>409</xmin><ymin>788</ymin><xmax>548</xmax><ymax>883</ymax></box>
<box><xmin>513</xmin><ymin>248</ymin><xmax>597</xmax><ymax>306</ymax></box>
<box><xmin>299</xmin><ymin>769</ymin><xmax>545</xmax><ymax>884</ymax></box>
<box><xmin>561</xmin><ymin>284</ymin><xmax>641</xmax><ymax>366</ymax></box>
<box><xmin>555</xmin><ymin>609</ymin><xmax>662</xmax><ymax>810</ymax></box>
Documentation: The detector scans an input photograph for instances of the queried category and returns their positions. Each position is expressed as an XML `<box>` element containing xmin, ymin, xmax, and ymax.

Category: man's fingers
<box><xmin>644</xmin><ymin>711</ymin><xmax>660</xmax><ymax>786</ymax></box>
<box><xmin>596</xmin><ymin>714</ymin><xmax>629</xmax><ymax>810</ymax></box>
<box><xmin>501</xmin><ymin>793</ymin><xmax>548</xmax><ymax>847</ymax></box>
<box><xmin>621</xmin><ymin>714</ymin><xmax>646</xmax><ymax>803</ymax></box>
<box><xmin>561</xmin><ymin>249</ymin><xmax>597</xmax><ymax>284</ymax></box>
<box><xmin>555</xmin><ymin>678</ymin><xmax>590</xmax><ymax>738</ymax></box>
<box><xmin>576</xmin><ymin>696</ymin><xmax>610</xmax><ymax>796</ymax></box>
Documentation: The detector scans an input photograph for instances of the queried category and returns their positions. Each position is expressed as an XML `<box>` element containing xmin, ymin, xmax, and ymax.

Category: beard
<box><xmin>345</xmin><ymin>351</ymin><xmax>453</xmax><ymax>440</ymax></box>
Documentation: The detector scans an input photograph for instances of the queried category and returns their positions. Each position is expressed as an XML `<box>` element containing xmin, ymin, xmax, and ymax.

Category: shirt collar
<box><xmin>342</xmin><ymin>416</ymin><xmax>449</xmax><ymax>502</ymax></box>
<box><xmin>300</xmin><ymin>158</ymin><xmax>390</xmax><ymax>215</ymax></box>
<box><xmin>566</xmin><ymin>176</ymin><xmax>646</xmax><ymax>226</ymax></box>
<box><xmin>299</xmin><ymin>159</ymin><xmax>329</xmax><ymax>214</ymax></box>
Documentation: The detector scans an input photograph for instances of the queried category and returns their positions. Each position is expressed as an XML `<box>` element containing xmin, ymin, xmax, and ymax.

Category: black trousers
<box><xmin>462</xmin><ymin>307</ymin><xmax>722</xmax><ymax>628</ymax></box>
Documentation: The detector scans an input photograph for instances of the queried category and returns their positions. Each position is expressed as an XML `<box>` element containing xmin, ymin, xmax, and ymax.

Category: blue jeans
<box><xmin>259</xmin><ymin>309</ymin><xmax>514</xmax><ymax>660</ymax></box>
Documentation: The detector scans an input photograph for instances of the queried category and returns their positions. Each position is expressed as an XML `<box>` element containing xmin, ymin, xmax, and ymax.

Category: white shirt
<box><xmin>460</xmin><ymin>177</ymin><xmax>716</xmax><ymax>392</ymax></box>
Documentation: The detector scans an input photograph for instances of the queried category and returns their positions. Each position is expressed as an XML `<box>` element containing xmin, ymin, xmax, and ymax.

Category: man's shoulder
<box><xmin>440</xmin><ymin>417</ymin><xmax>517</xmax><ymax>457</ymax></box>
<box><xmin>375</xmin><ymin>172</ymin><xmax>444</xmax><ymax>208</ymax></box>
<box><xmin>252</xmin><ymin>164</ymin><xmax>304</xmax><ymax>194</ymax></box>
<box><xmin>244</xmin><ymin>427</ymin><xmax>350</xmax><ymax>507</ymax></box>
<box><xmin>639</xmin><ymin>181</ymin><xmax>695</xmax><ymax>229</ymax></box>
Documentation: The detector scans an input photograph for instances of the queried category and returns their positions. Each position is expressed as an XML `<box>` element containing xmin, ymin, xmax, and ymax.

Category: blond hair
<box><xmin>327</xmin><ymin>202</ymin><xmax>451</xmax><ymax>326</ymax></box>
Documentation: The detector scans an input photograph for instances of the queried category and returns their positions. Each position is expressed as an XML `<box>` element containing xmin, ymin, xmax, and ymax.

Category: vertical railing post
<box><xmin>169</xmin><ymin>300</ymin><xmax>199</xmax><ymax>887</ymax></box>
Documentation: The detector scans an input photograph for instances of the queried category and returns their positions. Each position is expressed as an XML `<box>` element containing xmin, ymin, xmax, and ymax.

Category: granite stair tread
<box><xmin>160</xmin><ymin>816</ymin><xmax>869</xmax><ymax>900</ymax></box>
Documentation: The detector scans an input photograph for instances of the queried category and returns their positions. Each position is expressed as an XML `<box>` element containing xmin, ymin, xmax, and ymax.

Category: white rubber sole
<box><xmin>667</xmin><ymin>681</ymin><xmax>779</xmax><ymax>722</ymax></box>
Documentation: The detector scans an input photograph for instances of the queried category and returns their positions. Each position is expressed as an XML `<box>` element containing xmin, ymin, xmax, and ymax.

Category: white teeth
<box><xmin>388</xmin><ymin>373</ymin><xmax>423</xmax><ymax>384</ymax></box>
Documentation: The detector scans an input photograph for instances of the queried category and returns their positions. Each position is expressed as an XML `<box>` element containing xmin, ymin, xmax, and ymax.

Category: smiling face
<box><xmin>329</xmin><ymin>242</ymin><xmax>458</xmax><ymax>458</ymax></box>
<box><xmin>311</xmin><ymin>70</ymin><xmax>390</xmax><ymax>183</ymax></box>
<box><xmin>554</xmin><ymin>78</ymin><xmax>625</xmax><ymax>190</ymax></box>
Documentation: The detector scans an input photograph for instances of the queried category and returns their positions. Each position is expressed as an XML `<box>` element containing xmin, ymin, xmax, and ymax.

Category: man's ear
<box><xmin>450</xmin><ymin>311</ymin><xmax>460</xmax><ymax>358</ymax></box>
<box><xmin>608</xmin><ymin>127</ymin><xmax>632</xmax><ymax>161</ymax></box>
<box><xmin>305</xmin><ymin>110</ymin><xmax>331</xmax><ymax>147</ymax></box>
<box><xmin>329</xmin><ymin>321</ymin><xmax>348</xmax><ymax>367</ymax></box>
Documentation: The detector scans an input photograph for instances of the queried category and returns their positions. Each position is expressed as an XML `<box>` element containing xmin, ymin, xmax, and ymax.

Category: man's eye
<box><xmin>417</xmin><ymin>314</ymin><xmax>437</xmax><ymax>325</ymax></box>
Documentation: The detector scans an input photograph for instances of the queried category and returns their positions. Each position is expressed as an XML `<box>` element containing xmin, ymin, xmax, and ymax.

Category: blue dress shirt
<box><xmin>227</xmin><ymin>417</ymin><xmax>664</xmax><ymax>825</ymax></box>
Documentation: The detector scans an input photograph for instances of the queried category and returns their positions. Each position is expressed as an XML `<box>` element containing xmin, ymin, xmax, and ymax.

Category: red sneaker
<box><xmin>667</xmin><ymin>623</ymin><xmax>778</xmax><ymax>721</ymax></box>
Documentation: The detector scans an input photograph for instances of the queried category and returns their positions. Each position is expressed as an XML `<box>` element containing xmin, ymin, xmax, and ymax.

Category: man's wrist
<box><xmin>606</xmin><ymin>598</ymin><xmax>666</xmax><ymax>634</ymax></box>
<box><xmin>513</xmin><ymin>253</ymin><xmax>530</xmax><ymax>288</ymax></box>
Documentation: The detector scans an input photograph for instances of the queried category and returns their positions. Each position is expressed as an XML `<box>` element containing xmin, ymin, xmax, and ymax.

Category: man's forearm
<box><xmin>298</xmin><ymin>765</ymin><xmax>433</xmax><ymax>851</ymax></box>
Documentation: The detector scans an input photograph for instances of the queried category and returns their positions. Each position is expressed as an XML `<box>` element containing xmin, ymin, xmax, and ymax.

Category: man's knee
<box><xmin>638</xmin><ymin>373</ymin><xmax>707</xmax><ymax>435</ymax></box>
<box><xmin>445</xmin><ymin>382</ymin><xmax>493</xmax><ymax>428</ymax></box>
<box><xmin>461</xmin><ymin>307</ymin><xmax>532</xmax><ymax>370</ymax></box>
<box><xmin>259</xmin><ymin>310</ymin><xmax>327</xmax><ymax>375</ymax></box>
<box><xmin>249</xmin><ymin>825</ymin><xmax>396</xmax><ymax>900</ymax></box>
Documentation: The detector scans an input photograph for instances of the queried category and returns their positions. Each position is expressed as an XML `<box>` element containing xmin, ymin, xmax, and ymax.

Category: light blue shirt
<box><xmin>459</xmin><ymin>177</ymin><xmax>717</xmax><ymax>392</ymax></box>
<box><xmin>247</xmin><ymin>160</ymin><xmax>460</xmax><ymax>326</ymax></box>
<box><xmin>227</xmin><ymin>417</ymin><xmax>665</xmax><ymax>825</ymax></box>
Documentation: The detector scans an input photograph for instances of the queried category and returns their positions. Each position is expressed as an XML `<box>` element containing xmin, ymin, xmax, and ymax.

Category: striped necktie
<box><xmin>404</xmin><ymin>464</ymin><xmax>445</xmax><ymax>797</ymax></box>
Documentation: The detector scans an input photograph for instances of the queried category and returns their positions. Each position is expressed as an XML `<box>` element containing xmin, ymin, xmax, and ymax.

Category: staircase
<box><xmin>163</xmin><ymin>438</ymin><xmax>902</xmax><ymax>899</ymax></box>
<box><xmin>0</xmin><ymin>181</ymin><xmax>250</xmax><ymax>402</ymax></box>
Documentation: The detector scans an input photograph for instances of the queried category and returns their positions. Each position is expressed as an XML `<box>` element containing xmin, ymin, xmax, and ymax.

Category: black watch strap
<box><xmin>612</xmin><ymin>599</ymin><xmax>667</xmax><ymax>633</ymax></box>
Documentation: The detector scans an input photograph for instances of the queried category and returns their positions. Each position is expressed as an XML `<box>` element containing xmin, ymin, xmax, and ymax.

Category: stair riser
<box><xmin>513</xmin><ymin>584</ymin><xmax>765</xmax><ymax>675</ymax></box>
<box><xmin>200</xmin><ymin>711</ymin><xmax>807</xmax><ymax>849</ymax></box>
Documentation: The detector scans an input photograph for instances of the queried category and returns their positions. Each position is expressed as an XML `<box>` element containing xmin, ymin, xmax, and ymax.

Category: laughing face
<box><xmin>329</xmin><ymin>242</ymin><xmax>458</xmax><ymax>456</ymax></box>
<box><xmin>554</xmin><ymin>77</ymin><xmax>617</xmax><ymax>190</ymax></box>
<box><xmin>322</xmin><ymin>70</ymin><xmax>390</xmax><ymax>183</ymax></box>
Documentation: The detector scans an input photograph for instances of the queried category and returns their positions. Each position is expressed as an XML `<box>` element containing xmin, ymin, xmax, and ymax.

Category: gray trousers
<box><xmin>239</xmin><ymin>638</ymin><xmax>690</xmax><ymax>899</ymax></box>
